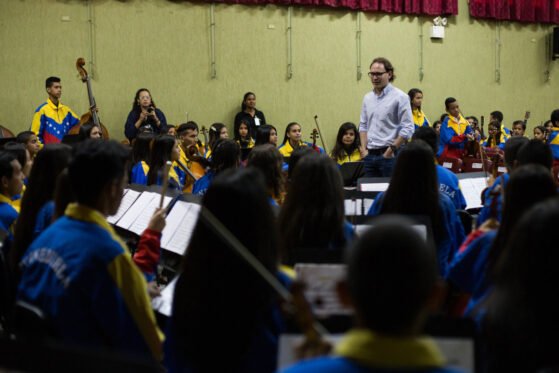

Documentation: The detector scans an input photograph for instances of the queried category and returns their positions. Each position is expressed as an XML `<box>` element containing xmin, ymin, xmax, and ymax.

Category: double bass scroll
<box><xmin>69</xmin><ymin>57</ymin><xmax>110</xmax><ymax>139</ymax></box>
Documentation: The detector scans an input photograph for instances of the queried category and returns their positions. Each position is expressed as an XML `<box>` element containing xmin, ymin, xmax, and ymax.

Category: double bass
<box><xmin>68</xmin><ymin>58</ymin><xmax>109</xmax><ymax>139</ymax></box>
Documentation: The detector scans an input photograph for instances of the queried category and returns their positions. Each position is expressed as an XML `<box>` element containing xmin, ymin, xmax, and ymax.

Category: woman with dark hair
<box><xmin>147</xmin><ymin>135</ymin><xmax>184</xmax><ymax>190</ymax></box>
<box><xmin>10</xmin><ymin>144</ymin><xmax>72</xmax><ymax>274</ymax></box>
<box><xmin>330</xmin><ymin>122</ymin><xmax>362</xmax><ymax>165</ymax></box>
<box><xmin>279</xmin><ymin>153</ymin><xmax>353</xmax><ymax>265</ymax></box>
<box><xmin>234</xmin><ymin>92</ymin><xmax>267</xmax><ymax>138</ymax></box>
<box><xmin>165</xmin><ymin>168</ymin><xmax>286</xmax><ymax>372</ymax></box>
<box><xmin>193</xmin><ymin>139</ymin><xmax>239</xmax><ymax>196</ymax></box>
<box><xmin>484</xmin><ymin>198</ymin><xmax>559</xmax><ymax>372</ymax></box>
<box><xmin>124</xmin><ymin>88</ymin><xmax>168</xmax><ymax>141</ymax></box>
<box><xmin>367</xmin><ymin>140</ymin><xmax>465</xmax><ymax>277</ymax></box>
<box><xmin>78</xmin><ymin>122</ymin><xmax>103</xmax><ymax>141</ymax></box>
<box><xmin>447</xmin><ymin>164</ymin><xmax>556</xmax><ymax>318</ymax></box>
<box><xmin>205</xmin><ymin>122</ymin><xmax>229</xmax><ymax>159</ymax></box>
<box><xmin>278</xmin><ymin>122</ymin><xmax>323</xmax><ymax>158</ymax></box>
<box><xmin>254</xmin><ymin>124</ymin><xmax>278</xmax><ymax>147</ymax></box>
<box><xmin>130</xmin><ymin>132</ymin><xmax>155</xmax><ymax>185</ymax></box>
<box><xmin>234</xmin><ymin>119</ymin><xmax>255</xmax><ymax>149</ymax></box>
<box><xmin>408</xmin><ymin>88</ymin><xmax>430</xmax><ymax>130</ymax></box>
<box><xmin>247</xmin><ymin>144</ymin><xmax>285</xmax><ymax>207</ymax></box>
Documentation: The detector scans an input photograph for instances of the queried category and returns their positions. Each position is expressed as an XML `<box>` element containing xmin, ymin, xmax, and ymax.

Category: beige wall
<box><xmin>1</xmin><ymin>0</ymin><xmax>557</xmax><ymax>148</ymax></box>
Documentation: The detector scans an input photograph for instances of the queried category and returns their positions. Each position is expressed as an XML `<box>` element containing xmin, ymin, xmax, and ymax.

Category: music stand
<box><xmin>339</xmin><ymin>162</ymin><xmax>364</xmax><ymax>187</ymax></box>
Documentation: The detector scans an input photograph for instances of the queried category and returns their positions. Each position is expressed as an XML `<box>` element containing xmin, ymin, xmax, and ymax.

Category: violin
<box><xmin>523</xmin><ymin>110</ymin><xmax>531</xmax><ymax>128</ymax></box>
<box><xmin>185</xmin><ymin>144</ymin><xmax>210</xmax><ymax>168</ymax></box>
<box><xmin>68</xmin><ymin>58</ymin><xmax>109</xmax><ymax>139</ymax></box>
<box><xmin>310</xmin><ymin>129</ymin><xmax>321</xmax><ymax>153</ymax></box>
<box><xmin>313</xmin><ymin>115</ymin><xmax>329</xmax><ymax>154</ymax></box>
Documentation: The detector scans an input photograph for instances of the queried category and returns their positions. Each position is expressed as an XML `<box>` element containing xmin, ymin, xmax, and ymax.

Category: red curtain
<box><xmin>204</xmin><ymin>0</ymin><xmax>458</xmax><ymax>15</ymax></box>
<box><xmin>469</xmin><ymin>0</ymin><xmax>559</xmax><ymax>23</ymax></box>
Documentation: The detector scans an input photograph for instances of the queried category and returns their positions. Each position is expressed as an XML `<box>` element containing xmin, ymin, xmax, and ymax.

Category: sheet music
<box><xmin>363</xmin><ymin>198</ymin><xmax>374</xmax><ymax>214</ymax></box>
<box><xmin>344</xmin><ymin>199</ymin><xmax>363</xmax><ymax>216</ymax></box>
<box><xmin>294</xmin><ymin>264</ymin><xmax>351</xmax><ymax>318</ymax></box>
<box><xmin>117</xmin><ymin>192</ymin><xmax>172</xmax><ymax>235</ymax></box>
<box><xmin>359</xmin><ymin>183</ymin><xmax>389</xmax><ymax>192</ymax></box>
<box><xmin>459</xmin><ymin>177</ymin><xmax>487</xmax><ymax>209</ymax></box>
<box><xmin>161</xmin><ymin>201</ymin><xmax>201</xmax><ymax>255</ymax></box>
<box><xmin>354</xmin><ymin>224</ymin><xmax>427</xmax><ymax>241</ymax></box>
<box><xmin>107</xmin><ymin>189</ymin><xmax>140</xmax><ymax>224</ymax></box>
<box><xmin>151</xmin><ymin>276</ymin><xmax>178</xmax><ymax>317</ymax></box>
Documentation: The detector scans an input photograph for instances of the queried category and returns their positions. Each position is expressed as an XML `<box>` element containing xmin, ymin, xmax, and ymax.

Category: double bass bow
<box><xmin>70</xmin><ymin>58</ymin><xmax>109</xmax><ymax>139</ymax></box>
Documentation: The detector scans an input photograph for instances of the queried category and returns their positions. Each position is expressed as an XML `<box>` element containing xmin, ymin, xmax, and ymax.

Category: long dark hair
<box><xmin>330</xmin><ymin>122</ymin><xmax>360</xmax><ymax>162</ymax></box>
<box><xmin>486</xmin><ymin>165</ymin><xmax>556</xmax><ymax>277</ymax></box>
<box><xmin>233</xmin><ymin>118</ymin><xmax>251</xmax><ymax>142</ymax></box>
<box><xmin>210</xmin><ymin>139</ymin><xmax>240</xmax><ymax>173</ymax></box>
<box><xmin>485</xmin><ymin>198</ymin><xmax>559</xmax><ymax>372</ymax></box>
<box><xmin>132</xmin><ymin>132</ymin><xmax>154</xmax><ymax>165</ymax></box>
<box><xmin>408</xmin><ymin>88</ymin><xmax>423</xmax><ymax>110</ymax></box>
<box><xmin>379</xmin><ymin>140</ymin><xmax>442</xmax><ymax>242</ymax></box>
<box><xmin>240</xmin><ymin>91</ymin><xmax>255</xmax><ymax>112</ymax></box>
<box><xmin>281</xmin><ymin>122</ymin><xmax>300</xmax><ymax>146</ymax></box>
<box><xmin>78</xmin><ymin>123</ymin><xmax>101</xmax><ymax>141</ymax></box>
<box><xmin>10</xmin><ymin>144</ymin><xmax>72</xmax><ymax>273</ymax></box>
<box><xmin>131</xmin><ymin>88</ymin><xmax>156</xmax><ymax>113</ymax></box>
<box><xmin>147</xmin><ymin>135</ymin><xmax>176</xmax><ymax>186</ymax></box>
<box><xmin>170</xmin><ymin>168</ymin><xmax>278</xmax><ymax>371</ymax></box>
<box><xmin>255</xmin><ymin>124</ymin><xmax>277</xmax><ymax>146</ymax></box>
<box><xmin>208</xmin><ymin>122</ymin><xmax>226</xmax><ymax>152</ymax></box>
<box><xmin>486</xmin><ymin>121</ymin><xmax>502</xmax><ymax>147</ymax></box>
<box><xmin>247</xmin><ymin>144</ymin><xmax>284</xmax><ymax>199</ymax></box>
<box><xmin>278</xmin><ymin>153</ymin><xmax>346</xmax><ymax>264</ymax></box>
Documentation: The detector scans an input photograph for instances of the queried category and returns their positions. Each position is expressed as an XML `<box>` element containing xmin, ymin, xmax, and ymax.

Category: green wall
<box><xmin>1</xmin><ymin>0</ymin><xmax>557</xmax><ymax>148</ymax></box>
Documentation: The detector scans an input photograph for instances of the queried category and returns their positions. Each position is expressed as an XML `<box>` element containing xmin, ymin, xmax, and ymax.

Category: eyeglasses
<box><xmin>368</xmin><ymin>71</ymin><xmax>387</xmax><ymax>78</ymax></box>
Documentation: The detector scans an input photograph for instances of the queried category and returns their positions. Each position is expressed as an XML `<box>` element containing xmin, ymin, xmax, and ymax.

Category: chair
<box><xmin>462</xmin><ymin>158</ymin><xmax>492</xmax><ymax>173</ymax></box>
<box><xmin>438</xmin><ymin>157</ymin><xmax>463</xmax><ymax>174</ymax></box>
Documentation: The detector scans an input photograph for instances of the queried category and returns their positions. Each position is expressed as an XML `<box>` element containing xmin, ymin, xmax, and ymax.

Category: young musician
<box><xmin>0</xmin><ymin>152</ymin><xmax>24</xmax><ymax>243</ymax></box>
<box><xmin>130</xmin><ymin>133</ymin><xmax>154</xmax><ymax>185</ymax></box>
<box><xmin>282</xmin><ymin>218</ymin><xmax>461</xmax><ymax>373</ymax></box>
<box><xmin>367</xmin><ymin>141</ymin><xmax>465</xmax><ymax>277</ymax></box>
<box><xmin>533</xmin><ymin>125</ymin><xmax>546</xmax><ymax>142</ymax></box>
<box><xmin>4</xmin><ymin>143</ymin><xmax>32</xmax><ymax>210</ymax></box>
<box><xmin>439</xmin><ymin>97</ymin><xmax>474</xmax><ymax>160</ymax></box>
<box><xmin>330</xmin><ymin>122</ymin><xmax>362</xmax><ymax>165</ymax></box>
<box><xmin>192</xmin><ymin>139</ymin><xmax>239</xmax><ymax>196</ymax></box>
<box><xmin>16</xmin><ymin>131</ymin><xmax>41</xmax><ymax>160</ymax></box>
<box><xmin>279</xmin><ymin>153</ymin><xmax>353</xmax><ymax>265</ymax></box>
<box><xmin>16</xmin><ymin>140</ymin><xmax>163</xmax><ymax>360</ymax></box>
<box><xmin>124</xmin><ymin>88</ymin><xmax>168</xmax><ymax>141</ymax></box>
<box><xmin>31</xmin><ymin>76</ymin><xmax>80</xmax><ymax>145</ymax></box>
<box><xmin>255</xmin><ymin>124</ymin><xmax>279</xmax><ymax>146</ymax></box>
<box><xmin>147</xmin><ymin>135</ymin><xmax>184</xmax><ymax>190</ymax></box>
<box><xmin>482</xmin><ymin>121</ymin><xmax>506</xmax><ymax>152</ymax></box>
<box><xmin>78</xmin><ymin>122</ymin><xmax>103</xmax><ymax>141</ymax></box>
<box><xmin>205</xmin><ymin>123</ymin><xmax>229</xmax><ymax>159</ymax></box>
<box><xmin>408</xmin><ymin>88</ymin><xmax>430</xmax><ymax>130</ymax></box>
<box><xmin>176</xmin><ymin>122</ymin><xmax>208</xmax><ymax>193</ymax></box>
<box><xmin>234</xmin><ymin>119</ymin><xmax>255</xmax><ymax>150</ymax></box>
<box><xmin>247</xmin><ymin>144</ymin><xmax>285</xmax><ymax>207</ymax></box>
<box><xmin>489</xmin><ymin>110</ymin><xmax>512</xmax><ymax>139</ymax></box>
<box><xmin>545</xmin><ymin>109</ymin><xmax>559</xmax><ymax>165</ymax></box>
<box><xmin>10</xmin><ymin>144</ymin><xmax>72</xmax><ymax>277</ymax></box>
<box><xmin>234</xmin><ymin>91</ymin><xmax>267</xmax><ymax>138</ymax></box>
<box><xmin>166</xmin><ymin>168</ymin><xmax>286</xmax><ymax>373</ymax></box>
<box><xmin>278</xmin><ymin>122</ymin><xmax>324</xmax><ymax>158</ymax></box>
<box><xmin>511</xmin><ymin>120</ymin><xmax>526</xmax><ymax>137</ymax></box>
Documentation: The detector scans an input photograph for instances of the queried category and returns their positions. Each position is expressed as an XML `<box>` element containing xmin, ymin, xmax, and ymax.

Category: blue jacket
<box><xmin>31</xmin><ymin>98</ymin><xmax>80</xmax><ymax>144</ymax></box>
<box><xmin>368</xmin><ymin>193</ymin><xmax>465</xmax><ymax>277</ymax></box>
<box><xmin>436</xmin><ymin>165</ymin><xmax>467</xmax><ymax>210</ymax></box>
<box><xmin>447</xmin><ymin>230</ymin><xmax>496</xmax><ymax>318</ymax></box>
<box><xmin>17</xmin><ymin>203</ymin><xmax>163</xmax><ymax>359</ymax></box>
<box><xmin>192</xmin><ymin>170</ymin><xmax>215</xmax><ymax>196</ymax></box>
<box><xmin>130</xmin><ymin>161</ymin><xmax>149</xmax><ymax>185</ymax></box>
<box><xmin>476</xmin><ymin>173</ymin><xmax>509</xmax><ymax>226</ymax></box>
<box><xmin>34</xmin><ymin>201</ymin><xmax>55</xmax><ymax>238</ymax></box>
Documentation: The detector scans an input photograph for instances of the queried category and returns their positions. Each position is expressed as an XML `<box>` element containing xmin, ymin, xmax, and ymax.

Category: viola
<box><xmin>68</xmin><ymin>58</ymin><xmax>109</xmax><ymax>139</ymax></box>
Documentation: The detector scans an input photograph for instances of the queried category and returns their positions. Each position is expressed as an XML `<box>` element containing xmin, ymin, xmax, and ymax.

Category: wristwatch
<box><xmin>389</xmin><ymin>145</ymin><xmax>398</xmax><ymax>153</ymax></box>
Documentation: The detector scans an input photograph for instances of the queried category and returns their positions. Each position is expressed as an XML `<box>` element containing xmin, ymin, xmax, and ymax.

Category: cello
<box><xmin>69</xmin><ymin>58</ymin><xmax>110</xmax><ymax>139</ymax></box>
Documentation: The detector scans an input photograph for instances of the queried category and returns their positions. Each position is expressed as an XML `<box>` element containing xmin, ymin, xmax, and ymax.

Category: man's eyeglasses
<box><xmin>368</xmin><ymin>71</ymin><xmax>387</xmax><ymax>78</ymax></box>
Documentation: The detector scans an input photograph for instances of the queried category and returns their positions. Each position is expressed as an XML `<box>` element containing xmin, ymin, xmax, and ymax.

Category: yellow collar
<box><xmin>0</xmin><ymin>193</ymin><xmax>13</xmax><ymax>205</ymax></box>
<box><xmin>335</xmin><ymin>329</ymin><xmax>445</xmax><ymax>369</ymax></box>
<box><xmin>65</xmin><ymin>203</ymin><xmax>128</xmax><ymax>249</ymax></box>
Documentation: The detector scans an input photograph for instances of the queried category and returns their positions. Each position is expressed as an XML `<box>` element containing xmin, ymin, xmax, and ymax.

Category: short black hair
<box><xmin>517</xmin><ymin>139</ymin><xmax>553</xmax><ymax>170</ymax></box>
<box><xmin>412</xmin><ymin>126</ymin><xmax>438</xmax><ymax>154</ymax></box>
<box><xmin>3</xmin><ymin>142</ymin><xmax>27</xmax><ymax>171</ymax></box>
<box><xmin>444</xmin><ymin>97</ymin><xmax>456</xmax><ymax>110</ymax></box>
<box><xmin>550</xmin><ymin>109</ymin><xmax>559</xmax><ymax>125</ymax></box>
<box><xmin>68</xmin><ymin>140</ymin><xmax>130</xmax><ymax>205</ymax></box>
<box><xmin>347</xmin><ymin>217</ymin><xmax>438</xmax><ymax>334</ymax></box>
<box><xmin>177</xmin><ymin>121</ymin><xmax>199</xmax><ymax>136</ymax></box>
<box><xmin>0</xmin><ymin>151</ymin><xmax>17</xmax><ymax>181</ymax></box>
<box><xmin>16</xmin><ymin>131</ymin><xmax>35</xmax><ymax>144</ymax></box>
<box><xmin>512</xmin><ymin>120</ymin><xmax>526</xmax><ymax>130</ymax></box>
<box><xmin>45</xmin><ymin>76</ymin><xmax>60</xmax><ymax>89</ymax></box>
<box><xmin>491</xmin><ymin>111</ymin><xmax>504</xmax><ymax>123</ymax></box>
